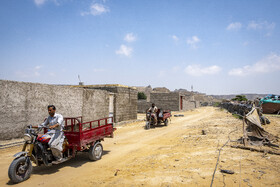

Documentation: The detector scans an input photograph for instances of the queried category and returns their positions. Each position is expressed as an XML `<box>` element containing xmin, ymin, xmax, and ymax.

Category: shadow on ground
<box><xmin>6</xmin><ymin>150</ymin><xmax>110</xmax><ymax>185</ymax></box>
<box><xmin>143</xmin><ymin>124</ymin><xmax>168</xmax><ymax>130</ymax></box>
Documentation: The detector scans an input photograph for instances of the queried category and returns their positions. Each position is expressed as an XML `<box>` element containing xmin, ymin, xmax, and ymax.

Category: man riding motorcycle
<box><xmin>147</xmin><ymin>103</ymin><xmax>158</xmax><ymax>124</ymax></box>
<box><xmin>38</xmin><ymin>105</ymin><xmax>65</xmax><ymax>164</ymax></box>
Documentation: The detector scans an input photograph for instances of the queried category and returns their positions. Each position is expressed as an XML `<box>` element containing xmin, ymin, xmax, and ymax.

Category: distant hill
<box><xmin>211</xmin><ymin>94</ymin><xmax>268</xmax><ymax>101</ymax></box>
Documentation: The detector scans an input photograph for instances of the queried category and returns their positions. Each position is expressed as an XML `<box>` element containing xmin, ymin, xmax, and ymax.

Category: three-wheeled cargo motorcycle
<box><xmin>8</xmin><ymin>116</ymin><xmax>115</xmax><ymax>183</ymax></box>
<box><xmin>145</xmin><ymin>109</ymin><xmax>171</xmax><ymax>129</ymax></box>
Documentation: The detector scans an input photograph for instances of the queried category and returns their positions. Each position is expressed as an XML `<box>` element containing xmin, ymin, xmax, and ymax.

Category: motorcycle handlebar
<box><xmin>29</xmin><ymin>126</ymin><xmax>51</xmax><ymax>134</ymax></box>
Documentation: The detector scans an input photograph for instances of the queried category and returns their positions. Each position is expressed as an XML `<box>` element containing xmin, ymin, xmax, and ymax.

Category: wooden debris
<box><xmin>174</xmin><ymin>114</ymin><xmax>184</xmax><ymax>117</ymax></box>
<box><xmin>220</xmin><ymin>169</ymin><xmax>234</xmax><ymax>174</ymax></box>
<box><xmin>114</xmin><ymin>169</ymin><xmax>120</xmax><ymax>176</ymax></box>
<box><xmin>230</xmin><ymin>145</ymin><xmax>280</xmax><ymax>155</ymax></box>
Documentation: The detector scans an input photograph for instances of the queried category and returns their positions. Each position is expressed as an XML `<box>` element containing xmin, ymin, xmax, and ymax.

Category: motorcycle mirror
<box><xmin>27</xmin><ymin>125</ymin><xmax>32</xmax><ymax>129</ymax></box>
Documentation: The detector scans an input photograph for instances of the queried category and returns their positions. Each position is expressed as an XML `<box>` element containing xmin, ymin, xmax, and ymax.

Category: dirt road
<box><xmin>1</xmin><ymin>107</ymin><xmax>279</xmax><ymax>186</ymax></box>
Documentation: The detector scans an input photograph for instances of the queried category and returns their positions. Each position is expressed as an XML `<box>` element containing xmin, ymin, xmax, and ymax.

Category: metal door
<box><xmin>180</xmin><ymin>96</ymin><xmax>183</xmax><ymax>110</ymax></box>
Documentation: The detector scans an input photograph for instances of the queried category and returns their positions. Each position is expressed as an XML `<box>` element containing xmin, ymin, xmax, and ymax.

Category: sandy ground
<box><xmin>0</xmin><ymin>107</ymin><xmax>279</xmax><ymax>186</ymax></box>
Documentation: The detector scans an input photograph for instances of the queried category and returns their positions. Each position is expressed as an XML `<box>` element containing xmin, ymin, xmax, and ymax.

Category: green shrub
<box><xmin>232</xmin><ymin>113</ymin><xmax>243</xmax><ymax>119</ymax></box>
<box><xmin>231</xmin><ymin>95</ymin><xmax>248</xmax><ymax>102</ymax></box>
<box><xmin>138</xmin><ymin>92</ymin><xmax>147</xmax><ymax>100</ymax></box>
<box><xmin>213</xmin><ymin>102</ymin><xmax>221</xmax><ymax>107</ymax></box>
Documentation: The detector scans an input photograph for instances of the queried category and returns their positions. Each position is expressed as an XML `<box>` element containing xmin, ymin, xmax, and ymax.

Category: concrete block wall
<box><xmin>195</xmin><ymin>101</ymin><xmax>201</xmax><ymax>108</ymax></box>
<box><xmin>0</xmin><ymin>80</ymin><xmax>35</xmax><ymax>139</ymax></box>
<box><xmin>182</xmin><ymin>100</ymin><xmax>196</xmax><ymax>110</ymax></box>
<box><xmin>114</xmin><ymin>87</ymin><xmax>137</xmax><ymax>122</ymax></box>
<box><xmin>150</xmin><ymin>92</ymin><xmax>180</xmax><ymax>111</ymax></box>
<box><xmin>0</xmin><ymin>80</ymin><xmax>110</xmax><ymax>140</ymax></box>
<box><xmin>137</xmin><ymin>100</ymin><xmax>152</xmax><ymax>113</ymax></box>
<box><xmin>89</xmin><ymin>86</ymin><xmax>137</xmax><ymax>123</ymax></box>
<box><xmin>82</xmin><ymin>89</ymin><xmax>110</xmax><ymax>122</ymax></box>
<box><xmin>138</xmin><ymin>93</ymin><xmax>202</xmax><ymax>112</ymax></box>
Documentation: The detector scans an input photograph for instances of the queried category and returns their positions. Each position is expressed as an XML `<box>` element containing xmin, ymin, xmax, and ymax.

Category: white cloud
<box><xmin>52</xmin><ymin>0</ymin><xmax>60</xmax><ymax>6</ymax></box>
<box><xmin>34</xmin><ymin>0</ymin><xmax>47</xmax><ymax>6</ymax></box>
<box><xmin>81</xmin><ymin>3</ymin><xmax>109</xmax><ymax>16</ymax></box>
<box><xmin>34</xmin><ymin>0</ymin><xmax>60</xmax><ymax>6</ymax></box>
<box><xmin>248</xmin><ymin>21</ymin><xmax>261</xmax><ymax>30</ymax></box>
<box><xmin>172</xmin><ymin>35</ymin><xmax>179</xmax><ymax>41</ymax></box>
<box><xmin>247</xmin><ymin>21</ymin><xmax>275</xmax><ymax>30</ymax></box>
<box><xmin>226</xmin><ymin>22</ymin><xmax>242</xmax><ymax>30</ymax></box>
<box><xmin>35</xmin><ymin>65</ymin><xmax>42</xmax><ymax>70</ymax></box>
<box><xmin>247</xmin><ymin>21</ymin><xmax>275</xmax><ymax>36</ymax></box>
<box><xmin>228</xmin><ymin>53</ymin><xmax>280</xmax><ymax>76</ymax></box>
<box><xmin>124</xmin><ymin>33</ymin><xmax>137</xmax><ymax>42</ymax></box>
<box><xmin>15</xmin><ymin>66</ymin><xmax>42</xmax><ymax>78</ymax></box>
<box><xmin>184</xmin><ymin>65</ymin><xmax>221</xmax><ymax>76</ymax></box>
<box><xmin>186</xmin><ymin>36</ymin><xmax>200</xmax><ymax>49</ymax></box>
<box><xmin>115</xmin><ymin>45</ymin><xmax>133</xmax><ymax>57</ymax></box>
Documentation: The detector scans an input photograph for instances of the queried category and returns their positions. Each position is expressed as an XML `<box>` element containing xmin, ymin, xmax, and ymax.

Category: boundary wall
<box><xmin>88</xmin><ymin>86</ymin><xmax>137</xmax><ymax>123</ymax></box>
<box><xmin>0</xmin><ymin>80</ymin><xmax>110</xmax><ymax>140</ymax></box>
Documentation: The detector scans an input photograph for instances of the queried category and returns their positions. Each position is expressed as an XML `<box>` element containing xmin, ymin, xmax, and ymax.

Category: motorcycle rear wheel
<box><xmin>89</xmin><ymin>142</ymin><xmax>103</xmax><ymax>161</ymax></box>
<box><xmin>164</xmin><ymin>119</ymin><xmax>169</xmax><ymax>126</ymax></box>
<box><xmin>8</xmin><ymin>157</ymin><xmax>33</xmax><ymax>183</ymax></box>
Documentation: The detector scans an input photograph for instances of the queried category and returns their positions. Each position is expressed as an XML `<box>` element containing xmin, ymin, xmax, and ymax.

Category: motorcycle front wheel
<box><xmin>8</xmin><ymin>156</ymin><xmax>33</xmax><ymax>183</ymax></box>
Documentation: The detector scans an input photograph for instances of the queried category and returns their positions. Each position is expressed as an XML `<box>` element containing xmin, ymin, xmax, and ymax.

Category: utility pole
<box><xmin>78</xmin><ymin>75</ymin><xmax>84</xmax><ymax>85</ymax></box>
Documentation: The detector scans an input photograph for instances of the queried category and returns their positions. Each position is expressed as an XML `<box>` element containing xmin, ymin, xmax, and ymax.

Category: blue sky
<box><xmin>0</xmin><ymin>0</ymin><xmax>280</xmax><ymax>95</ymax></box>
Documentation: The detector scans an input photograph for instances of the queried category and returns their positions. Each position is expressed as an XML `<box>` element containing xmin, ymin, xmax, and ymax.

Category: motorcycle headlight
<box><xmin>23</xmin><ymin>134</ymin><xmax>32</xmax><ymax>142</ymax></box>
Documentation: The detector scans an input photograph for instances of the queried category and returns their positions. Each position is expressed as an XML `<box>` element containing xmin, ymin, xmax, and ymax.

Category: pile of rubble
<box><xmin>220</xmin><ymin>102</ymin><xmax>270</xmax><ymax>125</ymax></box>
<box><xmin>220</xmin><ymin>102</ymin><xmax>252</xmax><ymax>116</ymax></box>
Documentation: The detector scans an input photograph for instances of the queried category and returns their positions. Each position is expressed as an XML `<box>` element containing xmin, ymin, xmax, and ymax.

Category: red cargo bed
<box><xmin>63</xmin><ymin>116</ymin><xmax>115</xmax><ymax>151</ymax></box>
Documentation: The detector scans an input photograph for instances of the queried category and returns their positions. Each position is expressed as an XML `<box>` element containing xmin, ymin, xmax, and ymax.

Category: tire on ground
<box><xmin>164</xmin><ymin>119</ymin><xmax>169</xmax><ymax>126</ymax></box>
<box><xmin>8</xmin><ymin>157</ymin><xmax>33</xmax><ymax>183</ymax></box>
<box><xmin>89</xmin><ymin>142</ymin><xmax>103</xmax><ymax>161</ymax></box>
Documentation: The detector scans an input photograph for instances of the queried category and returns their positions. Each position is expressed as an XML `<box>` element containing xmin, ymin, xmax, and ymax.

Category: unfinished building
<box><xmin>137</xmin><ymin>86</ymin><xmax>200</xmax><ymax>113</ymax></box>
